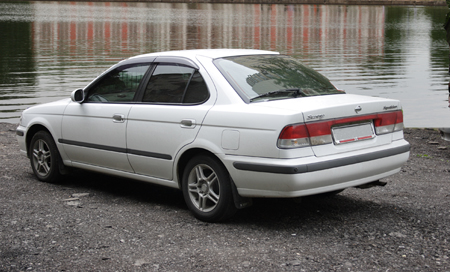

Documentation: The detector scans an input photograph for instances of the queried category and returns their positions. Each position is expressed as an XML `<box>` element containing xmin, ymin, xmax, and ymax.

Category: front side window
<box><xmin>87</xmin><ymin>63</ymin><xmax>151</xmax><ymax>103</ymax></box>
<box><xmin>213</xmin><ymin>55</ymin><xmax>342</xmax><ymax>103</ymax></box>
<box><xmin>143</xmin><ymin>64</ymin><xmax>209</xmax><ymax>104</ymax></box>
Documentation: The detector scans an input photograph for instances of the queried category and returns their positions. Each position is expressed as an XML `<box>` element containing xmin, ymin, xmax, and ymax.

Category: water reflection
<box><xmin>0</xmin><ymin>1</ymin><xmax>448</xmax><ymax>126</ymax></box>
<box><xmin>29</xmin><ymin>3</ymin><xmax>387</xmax><ymax>56</ymax></box>
<box><xmin>0</xmin><ymin>2</ymin><xmax>36</xmax><ymax>117</ymax></box>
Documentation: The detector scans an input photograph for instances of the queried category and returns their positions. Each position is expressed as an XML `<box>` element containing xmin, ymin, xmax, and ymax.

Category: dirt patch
<box><xmin>1</xmin><ymin>123</ymin><xmax>449</xmax><ymax>271</ymax></box>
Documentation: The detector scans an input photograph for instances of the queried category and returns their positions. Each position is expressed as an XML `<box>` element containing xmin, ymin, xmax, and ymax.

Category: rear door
<box><xmin>127</xmin><ymin>58</ymin><xmax>213</xmax><ymax>180</ymax></box>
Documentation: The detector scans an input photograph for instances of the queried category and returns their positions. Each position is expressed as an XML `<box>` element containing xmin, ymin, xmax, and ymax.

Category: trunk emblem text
<box><xmin>383</xmin><ymin>105</ymin><xmax>398</xmax><ymax>110</ymax></box>
<box><xmin>307</xmin><ymin>114</ymin><xmax>325</xmax><ymax>120</ymax></box>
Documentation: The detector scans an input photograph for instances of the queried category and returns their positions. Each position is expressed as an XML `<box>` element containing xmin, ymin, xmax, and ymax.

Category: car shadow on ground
<box><xmin>50</xmin><ymin>169</ymin><xmax>187</xmax><ymax>210</ymax></box>
<box><xmin>44</xmin><ymin>168</ymin><xmax>414</xmax><ymax>230</ymax></box>
<box><xmin>232</xmin><ymin>194</ymin><xmax>396</xmax><ymax>224</ymax></box>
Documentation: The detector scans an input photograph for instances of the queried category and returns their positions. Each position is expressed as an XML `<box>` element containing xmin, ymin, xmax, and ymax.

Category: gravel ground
<box><xmin>1</xmin><ymin>122</ymin><xmax>449</xmax><ymax>271</ymax></box>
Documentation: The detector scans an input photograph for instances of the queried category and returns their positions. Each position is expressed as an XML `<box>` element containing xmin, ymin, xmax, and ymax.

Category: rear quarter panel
<box><xmin>198</xmin><ymin>103</ymin><xmax>315</xmax><ymax>159</ymax></box>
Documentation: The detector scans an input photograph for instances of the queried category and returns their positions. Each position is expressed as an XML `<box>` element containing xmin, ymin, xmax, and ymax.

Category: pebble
<box><xmin>63</xmin><ymin>198</ymin><xmax>79</xmax><ymax>201</ymax></box>
<box><xmin>65</xmin><ymin>200</ymin><xmax>81</xmax><ymax>206</ymax></box>
<box><xmin>72</xmin><ymin>193</ymin><xmax>90</xmax><ymax>198</ymax></box>
<box><xmin>291</xmin><ymin>260</ymin><xmax>301</xmax><ymax>266</ymax></box>
<box><xmin>389</xmin><ymin>232</ymin><xmax>407</xmax><ymax>238</ymax></box>
<box><xmin>134</xmin><ymin>259</ymin><xmax>151</xmax><ymax>266</ymax></box>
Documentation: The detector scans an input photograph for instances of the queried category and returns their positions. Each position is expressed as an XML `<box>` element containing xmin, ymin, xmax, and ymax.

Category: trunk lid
<box><xmin>257</xmin><ymin>94</ymin><xmax>403</xmax><ymax>157</ymax></box>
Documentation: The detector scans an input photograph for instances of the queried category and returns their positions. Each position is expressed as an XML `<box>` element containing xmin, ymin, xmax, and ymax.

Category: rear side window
<box><xmin>143</xmin><ymin>64</ymin><xmax>209</xmax><ymax>104</ymax></box>
<box><xmin>86</xmin><ymin>64</ymin><xmax>151</xmax><ymax>103</ymax></box>
<box><xmin>183</xmin><ymin>71</ymin><xmax>209</xmax><ymax>103</ymax></box>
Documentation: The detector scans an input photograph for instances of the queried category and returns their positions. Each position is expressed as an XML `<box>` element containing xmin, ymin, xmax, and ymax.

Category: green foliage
<box><xmin>445</xmin><ymin>0</ymin><xmax>450</xmax><ymax>45</ymax></box>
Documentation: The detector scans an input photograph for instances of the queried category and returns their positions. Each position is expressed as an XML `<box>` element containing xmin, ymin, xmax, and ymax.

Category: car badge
<box><xmin>383</xmin><ymin>105</ymin><xmax>398</xmax><ymax>110</ymax></box>
<box><xmin>354</xmin><ymin>106</ymin><xmax>362</xmax><ymax>113</ymax></box>
<box><xmin>307</xmin><ymin>114</ymin><xmax>325</xmax><ymax>120</ymax></box>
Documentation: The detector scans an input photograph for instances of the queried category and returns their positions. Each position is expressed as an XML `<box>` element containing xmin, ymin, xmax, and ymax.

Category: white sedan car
<box><xmin>16</xmin><ymin>49</ymin><xmax>410</xmax><ymax>222</ymax></box>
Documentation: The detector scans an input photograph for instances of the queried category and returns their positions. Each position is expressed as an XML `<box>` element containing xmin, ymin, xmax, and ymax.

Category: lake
<box><xmin>1</xmin><ymin>1</ymin><xmax>449</xmax><ymax>127</ymax></box>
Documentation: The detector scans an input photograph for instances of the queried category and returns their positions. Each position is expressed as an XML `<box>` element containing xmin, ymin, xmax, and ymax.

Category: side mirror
<box><xmin>71</xmin><ymin>89</ymin><xmax>84</xmax><ymax>103</ymax></box>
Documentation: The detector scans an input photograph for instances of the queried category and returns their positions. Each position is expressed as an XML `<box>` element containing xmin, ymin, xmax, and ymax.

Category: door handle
<box><xmin>113</xmin><ymin>114</ymin><xmax>125</xmax><ymax>123</ymax></box>
<box><xmin>181</xmin><ymin>119</ymin><xmax>196</xmax><ymax>128</ymax></box>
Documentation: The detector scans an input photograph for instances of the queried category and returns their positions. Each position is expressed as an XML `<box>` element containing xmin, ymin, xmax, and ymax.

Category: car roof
<box><xmin>130</xmin><ymin>49</ymin><xmax>280</xmax><ymax>60</ymax></box>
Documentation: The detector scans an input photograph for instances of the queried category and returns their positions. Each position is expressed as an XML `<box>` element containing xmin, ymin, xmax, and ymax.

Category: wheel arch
<box><xmin>25</xmin><ymin>124</ymin><xmax>52</xmax><ymax>158</ymax></box>
<box><xmin>175</xmin><ymin>147</ymin><xmax>253</xmax><ymax>210</ymax></box>
<box><xmin>176</xmin><ymin>148</ymin><xmax>221</xmax><ymax>188</ymax></box>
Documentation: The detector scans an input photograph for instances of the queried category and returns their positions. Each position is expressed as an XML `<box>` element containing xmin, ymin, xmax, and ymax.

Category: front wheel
<box><xmin>182</xmin><ymin>155</ymin><xmax>237</xmax><ymax>222</ymax></box>
<box><xmin>29</xmin><ymin>131</ymin><xmax>63</xmax><ymax>183</ymax></box>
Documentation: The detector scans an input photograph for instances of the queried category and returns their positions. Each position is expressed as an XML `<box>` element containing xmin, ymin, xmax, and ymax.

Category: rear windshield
<box><xmin>213</xmin><ymin>54</ymin><xmax>342</xmax><ymax>103</ymax></box>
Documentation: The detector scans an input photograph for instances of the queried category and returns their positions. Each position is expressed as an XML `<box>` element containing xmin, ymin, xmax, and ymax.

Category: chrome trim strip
<box><xmin>233</xmin><ymin>143</ymin><xmax>410</xmax><ymax>174</ymax></box>
<box><xmin>58</xmin><ymin>139</ymin><xmax>172</xmax><ymax>160</ymax></box>
<box><xmin>59</xmin><ymin>139</ymin><xmax>126</xmax><ymax>153</ymax></box>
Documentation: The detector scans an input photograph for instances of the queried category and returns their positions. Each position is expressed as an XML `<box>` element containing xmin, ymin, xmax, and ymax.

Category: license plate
<box><xmin>332</xmin><ymin>122</ymin><xmax>375</xmax><ymax>145</ymax></box>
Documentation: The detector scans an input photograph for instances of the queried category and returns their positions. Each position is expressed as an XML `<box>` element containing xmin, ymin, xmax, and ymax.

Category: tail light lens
<box><xmin>374</xmin><ymin>111</ymin><xmax>404</xmax><ymax>135</ymax></box>
<box><xmin>278</xmin><ymin>122</ymin><xmax>333</xmax><ymax>149</ymax></box>
<box><xmin>278</xmin><ymin>124</ymin><xmax>311</xmax><ymax>148</ymax></box>
<box><xmin>278</xmin><ymin>110</ymin><xmax>403</xmax><ymax>149</ymax></box>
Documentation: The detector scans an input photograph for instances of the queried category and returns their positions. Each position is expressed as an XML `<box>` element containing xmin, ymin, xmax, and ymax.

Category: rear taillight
<box><xmin>277</xmin><ymin>110</ymin><xmax>403</xmax><ymax>149</ymax></box>
<box><xmin>374</xmin><ymin>111</ymin><xmax>404</xmax><ymax>135</ymax></box>
<box><xmin>278</xmin><ymin>124</ymin><xmax>311</xmax><ymax>148</ymax></box>
<box><xmin>278</xmin><ymin>122</ymin><xmax>333</xmax><ymax>149</ymax></box>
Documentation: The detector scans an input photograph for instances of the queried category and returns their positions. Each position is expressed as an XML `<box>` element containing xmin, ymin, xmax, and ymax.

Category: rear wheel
<box><xmin>30</xmin><ymin>131</ymin><xmax>62</xmax><ymax>183</ymax></box>
<box><xmin>182</xmin><ymin>155</ymin><xmax>237</xmax><ymax>222</ymax></box>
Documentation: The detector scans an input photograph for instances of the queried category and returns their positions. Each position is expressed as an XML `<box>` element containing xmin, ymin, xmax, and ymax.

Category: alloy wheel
<box><xmin>32</xmin><ymin>139</ymin><xmax>52</xmax><ymax>177</ymax></box>
<box><xmin>187</xmin><ymin>164</ymin><xmax>221</xmax><ymax>213</ymax></box>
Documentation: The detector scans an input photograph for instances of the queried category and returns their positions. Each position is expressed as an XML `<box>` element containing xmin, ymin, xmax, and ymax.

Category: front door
<box><xmin>61</xmin><ymin>62</ymin><xmax>152</xmax><ymax>172</ymax></box>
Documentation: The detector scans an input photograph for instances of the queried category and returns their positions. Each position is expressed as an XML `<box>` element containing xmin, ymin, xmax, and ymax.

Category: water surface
<box><xmin>0</xmin><ymin>1</ymin><xmax>449</xmax><ymax>127</ymax></box>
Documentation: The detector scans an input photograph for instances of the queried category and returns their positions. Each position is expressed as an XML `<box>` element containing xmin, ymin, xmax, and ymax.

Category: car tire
<box><xmin>182</xmin><ymin>155</ymin><xmax>237</xmax><ymax>222</ymax></box>
<box><xmin>30</xmin><ymin>131</ymin><xmax>63</xmax><ymax>183</ymax></box>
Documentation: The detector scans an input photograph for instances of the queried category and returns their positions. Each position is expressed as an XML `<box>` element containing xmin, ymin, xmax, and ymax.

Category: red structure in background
<box><xmin>31</xmin><ymin>2</ymin><xmax>385</xmax><ymax>63</ymax></box>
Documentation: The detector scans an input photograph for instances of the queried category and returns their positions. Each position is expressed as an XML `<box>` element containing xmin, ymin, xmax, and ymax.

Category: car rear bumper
<box><xmin>224</xmin><ymin>139</ymin><xmax>410</xmax><ymax>198</ymax></box>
